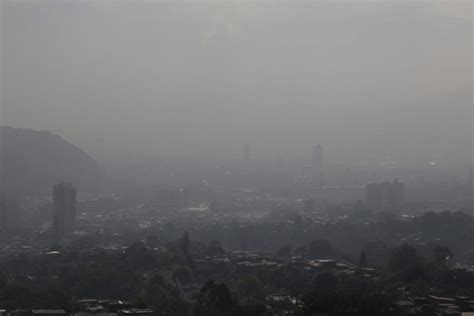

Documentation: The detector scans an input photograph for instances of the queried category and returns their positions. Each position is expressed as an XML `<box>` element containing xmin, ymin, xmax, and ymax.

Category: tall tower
<box><xmin>52</xmin><ymin>182</ymin><xmax>76</xmax><ymax>243</ymax></box>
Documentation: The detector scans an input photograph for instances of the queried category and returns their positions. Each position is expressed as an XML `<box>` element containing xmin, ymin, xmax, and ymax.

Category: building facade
<box><xmin>52</xmin><ymin>182</ymin><xmax>77</xmax><ymax>242</ymax></box>
<box><xmin>365</xmin><ymin>180</ymin><xmax>404</xmax><ymax>212</ymax></box>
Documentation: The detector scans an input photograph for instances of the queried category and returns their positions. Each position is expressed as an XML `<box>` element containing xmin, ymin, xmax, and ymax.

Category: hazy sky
<box><xmin>1</xmin><ymin>0</ymin><xmax>472</xmax><ymax>166</ymax></box>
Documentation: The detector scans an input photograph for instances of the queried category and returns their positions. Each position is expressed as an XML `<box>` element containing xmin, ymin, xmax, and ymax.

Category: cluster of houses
<box><xmin>0</xmin><ymin>300</ymin><xmax>154</xmax><ymax>316</ymax></box>
<box><xmin>395</xmin><ymin>295</ymin><xmax>474</xmax><ymax>316</ymax></box>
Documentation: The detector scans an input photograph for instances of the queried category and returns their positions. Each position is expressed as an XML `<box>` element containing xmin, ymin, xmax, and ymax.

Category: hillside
<box><xmin>0</xmin><ymin>127</ymin><xmax>103</xmax><ymax>195</ymax></box>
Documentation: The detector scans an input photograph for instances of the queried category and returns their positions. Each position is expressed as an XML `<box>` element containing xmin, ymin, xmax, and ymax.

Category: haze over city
<box><xmin>2</xmin><ymin>0</ymin><xmax>472</xmax><ymax>166</ymax></box>
<box><xmin>0</xmin><ymin>1</ymin><xmax>473</xmax><ymax>315</ymax></box>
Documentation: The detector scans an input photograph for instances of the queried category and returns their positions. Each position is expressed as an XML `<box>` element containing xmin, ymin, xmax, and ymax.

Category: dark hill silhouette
<box><xmin>0</xmin><ymin>126</ymin><xmax>102</xmax><ymax>195</ymax></box>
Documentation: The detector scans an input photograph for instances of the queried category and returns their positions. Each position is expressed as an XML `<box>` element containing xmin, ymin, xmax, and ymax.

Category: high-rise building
<box><xmin>365</xmin><ymin>180</ymin><xmax>404</xmax><ymax>212</ymax></box>
<box><xmin>52</xmin><ymin>182</ymin><xmax>77</xmax><ymax>242</ymax></box>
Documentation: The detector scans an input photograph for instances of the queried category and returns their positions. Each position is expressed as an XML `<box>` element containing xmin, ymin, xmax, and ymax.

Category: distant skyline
<box><xmin>1</xmin><ymin>0</ymin><xmax>472</xmax><ymax>167</ymax></box>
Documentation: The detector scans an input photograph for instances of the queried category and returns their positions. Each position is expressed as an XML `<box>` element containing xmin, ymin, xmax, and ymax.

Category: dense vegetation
<box><xmin>0</xmin><ymin>227</ymin><xmax>473</xmax><ymax>315</ymax></box>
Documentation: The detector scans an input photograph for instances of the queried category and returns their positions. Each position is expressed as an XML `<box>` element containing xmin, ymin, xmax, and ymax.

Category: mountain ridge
<box><xmin>0</xmin><ymin>126</ymin><xmax>103</xmax><ymax>196</ymax></box>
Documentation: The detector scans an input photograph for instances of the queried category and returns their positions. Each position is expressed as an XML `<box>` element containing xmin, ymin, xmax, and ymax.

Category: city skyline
<box><xmin>0</xmin><ymin>1</ymin><xmax>472</xmax><ymax>313</ymax></box>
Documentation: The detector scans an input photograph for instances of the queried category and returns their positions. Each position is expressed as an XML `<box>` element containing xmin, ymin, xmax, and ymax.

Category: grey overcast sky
<box><xmin>1</xmin><ymin>0</ymin><xmax>472</xmax><ymax>166</ymax></box>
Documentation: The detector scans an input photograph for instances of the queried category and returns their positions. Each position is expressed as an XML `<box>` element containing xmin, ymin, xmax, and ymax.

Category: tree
<box><xmin>193</xmin><ymin>280</ymin><xmax>242</xmax><ymax>316</ymax></box>
<box><xmin>307</xmin><ymin>239</ymin><xmax>333</xmax><ymax>259</ymax></box>
<box><xmin>311</xmin><ymin>272</ymin><xmax>338</xmax><ymax>290</ymax></box>
<box><xmin>65</xmin><ymin>297</ymin><xmax>82</xmax><ymax>314</ymax></box>
<box><xmin>145</xmin><ymin>274</ymin><xmax>186</xmax><ymax>315</ymax></box>
<box><xmin>145</xmin><ymin>235</ymin><xmax>160</xmax><ymax>248</ymax></box>
<box><xmin>363</xmin><ymin>241</ymin><xmax>389</xmax><ymax>267</ymax></box>
<box><xmin>207</xmin><ymin>240</ymin><xmax>225</xmax><ymax>255</ymax></box>
<box><xmin>433</xmin><ymin>245</ymin><xmax>453</xmax><ymax>265</ymax></box>
<box><xmin>178</xmin><ymin>231</ymin><xmax>193</xmax><ymax>266</ymax></box>
<box><xmin>388</xmin><ymin>244</ymin><xmax>423</xmax><ymax>272</ymax></box>
<box><xmin>123</xmin><ymin>241</ymin><xmax>157</xmax><ymax>270</ymax></box>
<box><xmin>0</xmin><ymin>271</ymin><xmax>6</xmax><ymax>288</ymax></box>
<box><xmin>236</xmin><ymin>276</ymin><xmax>266</xmax><ymax>303</ymax></box>
<box><xmin>172</xmin><ymin>266</ymin><xmax>193</xmax><ymax>285</ymax></box>
<box><xmin>181</xmin><ymin>231</ymin><xmax>190</xmax><ymax>256</ymax></box>
<box><xmin>294</xmin><ymin>246</ymin><xmax>307</xmax><ymax>257</ymax></box>
<box><xmin>298</xmin><ymin>290</ymin><xmax>393</xmax><ymax>316</ymax></box>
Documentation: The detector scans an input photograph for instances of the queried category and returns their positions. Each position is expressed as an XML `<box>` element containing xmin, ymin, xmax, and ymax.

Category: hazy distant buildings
<box><xmin>311</xmin><ymin>145</ymin><xmax>324</xmax><ymax>187</ymax></box>
<box><xmin>0</xmin><ymin>196</ymin><xmax>7</xmax><ymax>240</ymax></box>
<box><xmin>365</xmin><ymin>180</ymin><xmax>404</xmax><ymax>212</ymax></box>
<box><xmin>0</xmin><ymin>192</ymin><xmax>16</xmax><ymax>241</ymax></box>
<box><xmin>52</xmin><ymin>182</ymin><xmax>77</xmax><ymax>242</ymax></box>
<box><xmin>152</xmin><ymin>188</ymin><xmax>189</xmax><ymax>210</ymax></box>
<box><xmin>303</xmin><ymin>199</ymin><xmax>315</xmax><ymax>213</ymax></box>
<box><xmin>312</xmin><ymin>145</ymin><xmax>323</xmax><ymax>171</ymax></box>
<box><xmin>295</xmin><ymin>166</ymin><xmax>313</xmax><ymax>187</ymax></box>
<box><xmin>274</xmin><ymin>152</ymin><xmax>284</xmax><ymax>170</ymax></box>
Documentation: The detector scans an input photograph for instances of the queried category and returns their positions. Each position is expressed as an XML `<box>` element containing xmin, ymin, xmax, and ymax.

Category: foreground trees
<box><xmin>193</xmin><ymin>280</ymin><xmax>242</xmax><ymax>316</ymax></box>
<box><xmin>297</xmin><ymin>291</ymin><xmax>394</xmax><ymax>316</ymax></box>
